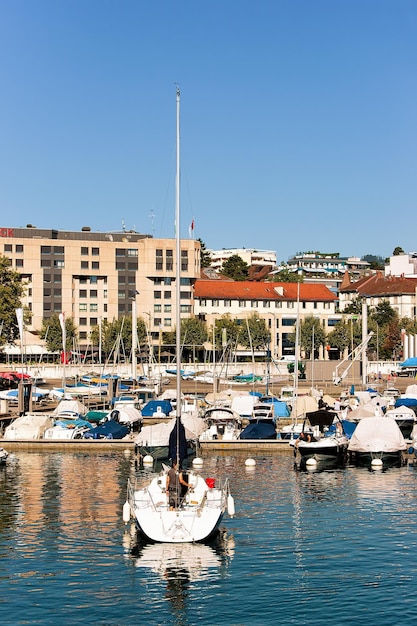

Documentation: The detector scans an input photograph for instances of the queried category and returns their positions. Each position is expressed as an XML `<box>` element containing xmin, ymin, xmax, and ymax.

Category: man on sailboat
<box><xmin>166</xmin><ymin>459</ymin><xmax>191</xmax><ymax>510</ymax></box>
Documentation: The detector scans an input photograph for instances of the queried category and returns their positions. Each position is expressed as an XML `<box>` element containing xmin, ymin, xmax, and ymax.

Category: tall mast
<box><xmin>175</xmin><ymin>86</ymin><xmax>181</xmax><ymax>465</ymax></box>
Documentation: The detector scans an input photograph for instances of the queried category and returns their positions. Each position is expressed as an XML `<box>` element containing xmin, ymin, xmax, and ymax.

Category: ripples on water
<box><xmin>1</xmin><ymin>451</ymin><xmax>417</xmax><ymax>625</ymax></box>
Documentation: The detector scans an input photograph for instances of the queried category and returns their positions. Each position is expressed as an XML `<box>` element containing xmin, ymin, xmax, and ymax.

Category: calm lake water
<box><xmin>1</xmin><ymin>449</ymin><xmax>417</xmax><ymax>626</ymax></box>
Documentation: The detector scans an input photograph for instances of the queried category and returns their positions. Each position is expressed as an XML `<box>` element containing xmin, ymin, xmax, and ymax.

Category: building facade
<box><xmin>1</xmin><ymin>226</ymin><xmax>200</xmax><ymax>349</ymax></box>
<box><xmin>194</xmin><ymin>279</ymin><xmax>340</xmax><ymax>359</ymax></box>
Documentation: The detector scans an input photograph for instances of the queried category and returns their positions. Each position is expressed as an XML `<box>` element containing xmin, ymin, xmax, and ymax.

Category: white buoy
<box><xmin>371</xmin><ymin>458</ymin><xmax>383</xmax><ymax>469</ymax></box>
<box><xmin>306</xmin><ymin>458</ymin><xmax>317</xmax><ymax>467</ymax></box>
<box><xmin>245</xmin><ymin>458</ymin><xmax>256</xmax><ymax>467</ymax></box>
<box><xmin>193</xmin><ymin>457</ymin><xmax>204</xmax><ymax>467</ymax></box>
<box><xmin>227</xmin><ymin>494</ymin><xmax>235</xmax><ymax>516</ymax></box>
<box><xmin>123</xmin><ymin>449</ymin><xmax>131</xmax><ymax>457</ymax></box>
<box><xmin>143</xmin><ymin>455</ymin><xmax>154</xmax><ymax>465</ymax></box>
<box><xmin>123</xmin><ymin>501</ymin><xmax>130</xmax><ymax>524</ymax></box>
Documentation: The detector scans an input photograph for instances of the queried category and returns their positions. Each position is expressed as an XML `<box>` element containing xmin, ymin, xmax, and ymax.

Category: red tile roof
<box><xmin>340</xmin><ymin>272</ymin><xmax>417</xmax><ymax>296</ymax></box>
<box><xmin>194</xmin><ymin>280</ymin><xmax>336</xmax><ymax>302</ymax></box>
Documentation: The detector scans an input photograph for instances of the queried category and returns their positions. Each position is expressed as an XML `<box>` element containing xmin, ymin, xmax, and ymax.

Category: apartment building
<box><xmin>1</xmin><ymin>226</ymin><xmax>200</xmax><ymax>349</ymax></box>
<box><xmin>194</xmin><ymin>279</ymin><xmax>340</xmax><ymax>359</ymax></box>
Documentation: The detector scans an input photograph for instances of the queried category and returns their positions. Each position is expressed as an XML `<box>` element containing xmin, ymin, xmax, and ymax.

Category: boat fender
<box><xmin>227</xmin><ymin>494</ymin><xmax>235</xmax><ymax>517</ymax></box>
<box><xmin>123</xmin><ymin>501</ymin><xmax>130</xmax><ymax>524</ymax></box>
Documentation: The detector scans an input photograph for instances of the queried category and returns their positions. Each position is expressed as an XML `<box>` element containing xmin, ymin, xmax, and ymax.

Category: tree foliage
<box><xmin>270</xmin><ymin>266</ymin><xmax>303</xmax><ymax>283</ymax></box>
<box><xmin>221</xmin><ymin>255</ymin><xmax>249</xmax><ymax>281</ymax></box>
<box><xmin>393</xmin><ymin>246</ymin><xmax>404</xmax><ymax>256</ymax></box>
<box><xmin>39</xmin><ymin>314</ymin><xmax>78</xmax><ymax>352</ymax></box>
<box><xmin>197</xmin><ymin>238</ymin><xmax>212</xmax><ymax>268</ymax></box>
<box><xmin>235</xmin><ymin>313</ymin><xmax>270</xmax><ymax>350</ymax></box>
<box><xmin>0</xmin><ymin>255</ymin><xmax>26</xmax><ymax>347</ymax></box>
<box><xmin>90</xmin><ymin>316</ymin><xmax>148</xmax><ymax>360</ymax></box>
<box><xmin>297</xmin><ymin>316</ymin><xmax>327</xmax><ymax>357</ymax></box>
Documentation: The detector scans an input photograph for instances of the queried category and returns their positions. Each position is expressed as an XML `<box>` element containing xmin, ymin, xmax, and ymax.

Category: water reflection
<box><xmin>127</xmin><ymin>530</ymin><xmax>235</xmax><ymax>624</ymax></box>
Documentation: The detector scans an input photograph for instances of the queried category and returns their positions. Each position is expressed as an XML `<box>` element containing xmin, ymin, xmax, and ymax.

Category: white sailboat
<box><xmin>124</xmin><ymin>88</ymin><xmax>235</xmax><ymax>543</ymax></box>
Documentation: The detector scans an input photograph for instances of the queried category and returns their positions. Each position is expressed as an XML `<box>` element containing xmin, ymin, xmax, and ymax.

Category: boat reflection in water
<box><xmin>126</xmin><ymin>529</ymin><xmax>234</xmax><ymax>621</ymax></box>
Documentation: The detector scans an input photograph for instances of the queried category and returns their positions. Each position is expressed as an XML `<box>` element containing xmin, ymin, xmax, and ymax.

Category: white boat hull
<box><xmin>128</xmin><ymin>472</ymin><xmax>228</xmax><ymax>543</ymax></box>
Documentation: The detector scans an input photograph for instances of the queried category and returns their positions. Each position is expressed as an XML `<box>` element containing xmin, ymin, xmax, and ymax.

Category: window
<box><xmin>90</xmin><ymin>317</ymin><xmax>98</xmax><ymax>326</ymax></box>
<box><xmin>127</xmin><ymin>248</ymin><xmax>138</xmax><ymax>257</ymax></box>
<box><xmin>238</xmin><ymin>300</ymin><xmax>246</xmax><ymax>307</ymax></box>
<box><xmin>275</xmin><ymin>301</ymin><xmax>282</xmax><ymax>308</ymax></box>
<box><xmin>41</xmin><ymin>259</ymin><xmax>51</xmax><ymax>268</ymax></box>
<box><xmin>92</xmin><ymin>262</ymin><xmax>99</xmax><ymax>270</ymax></box>
<box><xmin>212</xmin><ymin>299</ymin><xmax>219</xmax><ymax>307</ymax></box>
<box><xmin>200</xmin><ymin>298</ymin><xmax>207</xmax><ymax>306</ymax></box>
<box><xmin>224</xmin><ymin>300</ymin><xmax>231</xmax><ymax>307</ymax></box>
<box><xmin>79</xmin><ymin>277</ymin><xmax>87</xmax><ymax>284</ymax></box>
<box><xmin>128</xmin><ymin>262</ymin><xmax>138</xmax><ymax>271</ymax></box>
<box><xmin>116</xmin><ymin>248</ymin><xmax>125</xmax><ymax>257</ymax></box>
<box><xmin>164</xmin><ymin>304</ymin><xmax>171</xmax><ymax>312</ymax></box>
<box><xmin>166</xmin><ymin>249</ymin><xmax>173</xmax><ymax>271</ymax></box>
<box><xmin>251</xmin><ymin>301</ymin><xmax>258</xmax><ymax>308</ymax></box>
<box><xmin>90</xmin><ymin>290</ymin><xmax>97</xmax><ymax>298</ymax></box>
<box><xmin>116</xmin><ymin>262</ymin><xmax>125</xmax><ymax>271</ymax></box>
<box><xmin>54</xmin><ymin>260</ymin><xmax>64</xmax><ymax>268</ymax></box>
<box><xmin>15</xmin><ymin>259</ymin><xmax>24</xmax><ymax>268</ymax></box>
<box><xmin>79</xmin><ymin>289</ymin><xmax>87</xmax><ymax>298</ymax></box>
<box><xmin>16</xmin><ymin>244</ymin><xmax>23</xmax><ymax>253</ymax></box>
<box><xmin>154</xmin><ymin>291</ymin><xmax>162</xmax><ymax>300</ymax></box>
<box><xmin>104</xmin><ymin>304</ymin><xmax>107</xmax><ymax>312</ymax></box>
<box><xmin>90</xmin><ymin>275</ymin><xmax>98</xmax><ymax>284</ymax></box>
<box><xmin>53</xmin><ymin>289</ymin><xmax>61</xmax><ymax>297</ymax></box>
<box><xmin>79</xmin><ymin>303</ymin><xmax>87</xmax><ymax>312</ymax></box>
<box><xmin>263</xmin><ymin>301</ymin><xmax>270</xmax><ymax>308</ymax></box>
<box><xmin>164</xmin><ymin>318</ymin><xmax>172</xmax><ymax>327</ymax></box>
<box><xmin>81</xmin><ymin>261</ymin><xmax>89</xmax><ymax>269</ymax></box>
<box><xmin>103</xmin><ymin>290</ymin><xmax>107</xmax><ymax>298</ymax></box>
<box><xmin>81</xmin><ymin>247</ymin><xmax>89</xmax><ymax>255</ymax></box>
<box><xmin>44</xmin><ymin>288</ymin><xmax>51</xmax><ymax>297</ymax></box>
<box><xmin>287</xmin><ymin>302</ymin><xmax>295</xmax><ymax>309</ymax></box>
<box><xmin>41</xmin><ymin>246</ymin><xmax>51</xmax><ymax>254</ymax></box>
<box><xmin>53</xmin><ymin>246</ymin><xmax>64</xmax><ymax>254</ymax></box>
<box><xmin>324</xmin><ymin>302</ymin><xmax>331</xmax><ymax>309</ymax></box>
<box><xmin>180</xmin><ymin>305</ymin><xmax>191</xmax><ymax>313</ymax></box>
<box><xmin>327</xmin><ymin>319</ymin><xmax>339</xmax><ymax>327</ymax></box>
<box><xmin>127</xmin><ymin>276</ymin><xmax>136</xmax><ymax>284</ymax></box>
<box><xmin>164</xmin><ymin>277</ymin><xmax>172</xmax><ymax>285</ymax></box>
<box><xmin>164</xmin><ymin>291</ymin><xmax>171</xmax><ymax>299</ymax></box>
<box><xmin>282</xmin><ymin>318</ymin><xmax>296</xmax><ymax>326</ymax></box>
<box><xmin>4</xmin><ymin>244</ymin><xmax>12</xmax><ymax>252</ymax></box>
<box><xmin>118</xmin><ymin>291</ymin><xmax>125</xmax><ymax>299</ymax></box>
<box><xmin>154</xmin><ymin>317</ymin><xmax>162</xmax><ymax>327</ymax></box>
<box><xmin>79</xmin><ymin>318</ymin><xmax>87</xmax><ymax>326</ymax></box>
<box><xmin>118</xmin><ymin>276</ymin><xmax>126</xmax><ymax>285</ymax></box>
<box><xmin>92</xmin><ymin>247</ymin><xmax>99</xmax><ymax>256</ymax></box>
<box><xmin>181</xmin><ymin>250</ymin><xmax>188</xmax><ymax>271</ymax></box>
<box><xmin>79</xmin><ymin>331</ymin><xmax>87</xmax><ymax>340</ymax></box>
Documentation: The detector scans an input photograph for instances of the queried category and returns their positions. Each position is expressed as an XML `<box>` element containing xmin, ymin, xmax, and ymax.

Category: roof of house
<box><xmin>340</xmin><ymin>271</ymin><xmax>417</xmax><ymax>296</ymax></box>
<box><xmin>194</xmin><ymin>280</ymin><xmax>337</xmax><ymax>302</ymax></box>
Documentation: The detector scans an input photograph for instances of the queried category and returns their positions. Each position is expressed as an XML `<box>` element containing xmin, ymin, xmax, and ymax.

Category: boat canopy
<box><xmin>348</xmin><ymin>416</ymin><xmax>407</xmax><ymax>453</ymax></box>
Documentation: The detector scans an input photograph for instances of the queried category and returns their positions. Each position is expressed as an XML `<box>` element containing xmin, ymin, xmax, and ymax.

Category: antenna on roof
<box><xmin>149</xmin><ymin>209</ymin><xmax>155</xmax><ymax>235</ymax></box>
<box><xmin>122</xmin><ymin>219</ymin><xmax>126</xmax><ymax>233</ymax></box>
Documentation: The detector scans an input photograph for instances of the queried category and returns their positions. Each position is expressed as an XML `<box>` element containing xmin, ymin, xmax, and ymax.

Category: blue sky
<box><xmin>0</xmin><ymin>1</ymin><xmax>416</xmax><ymax>263</ymax></box>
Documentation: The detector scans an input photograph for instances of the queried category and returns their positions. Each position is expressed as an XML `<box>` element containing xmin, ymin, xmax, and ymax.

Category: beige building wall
<box><xmin>1</xmin><ymin>227</ymin><xmax>200</xmax><ymax>349</ymax></box>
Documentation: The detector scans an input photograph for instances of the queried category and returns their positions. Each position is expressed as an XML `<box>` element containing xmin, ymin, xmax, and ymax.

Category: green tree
<box><xmin>39</xmin><ymin>314</ymin><xmax>78</xmax><ymax>352</ymax></box>
<box><xmin>361</xmin><ymin>254</ymin><xmax>385</xmax><ymax>269</ymax></box>
<box><xmin>197</xmin><ymin>238</ymin><xmax>212</xmax><ymax>268</ymax></box>
<box><xmin>90</xmin><ymin>317</ymin><xmax>147</xmax><ymax>360</ymax></box>
<box><xmin>221</xmin><ymin>255</ymin><xmax>249</xmax><ymax>281</ymax></box>
<box><xmin>343</xmin><ymin>298</ymin><xmax>365</xmax><ymax>316</ymax></box>
<box><xmin>270</xmin><ymin>266</ymin><xmax>303</xmax><ymax>283</ymax></box>
<box><xmin>371</xmin><ymin>300</ymin><xmax>397</xmax><ymax>327</ymax></box>
<box><xmin>0</xmin><ymin>255</ymin><xmax>26</xmax><ymax>347</ymax></box>
<box><xmin>393</xmin><ymin>246</ymin><xmax>404</xmax><ymax>256</ymax></box>
<box><xmin>235</xmin><ymin>313</ymin><xmax>270</xmax><ymax>350</ymax></box>
<box><xmin>297</xmin><ymin>316</ymin><xmax>327</xmax><ymax>358</ymax></box>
